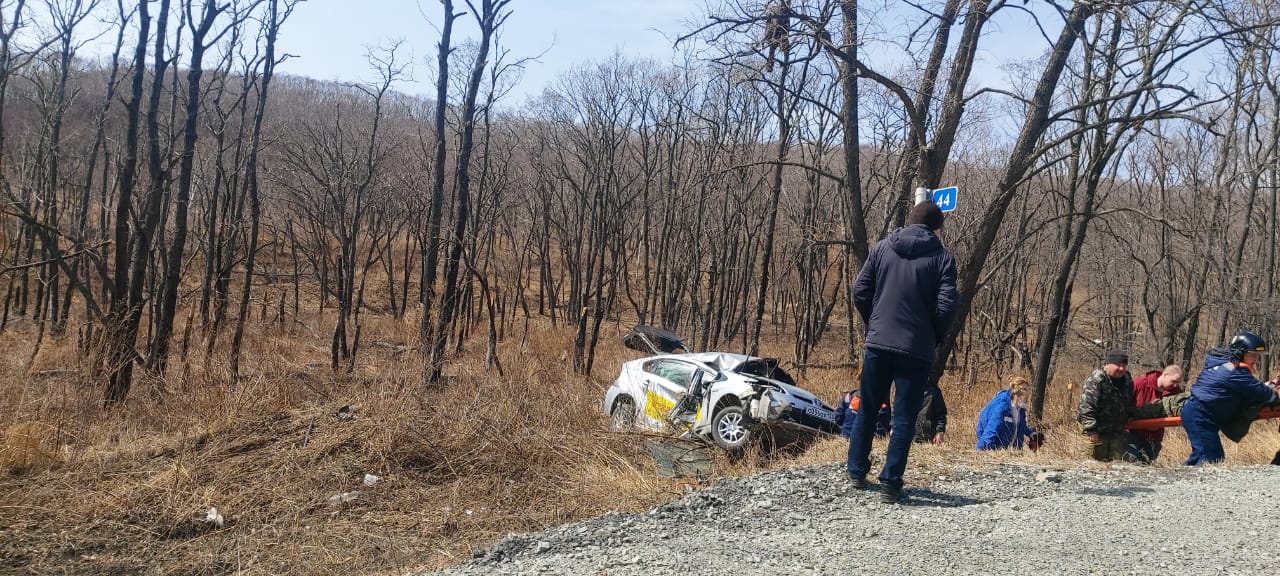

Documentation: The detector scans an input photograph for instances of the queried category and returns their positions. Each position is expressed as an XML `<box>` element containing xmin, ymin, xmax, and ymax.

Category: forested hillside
<box><xmin>3</xmin><ymin>0</ymin><xmax>1280</xmax><ymax>573</ymax></box>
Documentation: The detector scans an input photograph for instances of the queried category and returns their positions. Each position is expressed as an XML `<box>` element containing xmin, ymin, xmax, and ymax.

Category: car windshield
<box><xmin>734</xmin><ymin>358</ymin><xmax>796</xmax><ymax>386</ymax></box>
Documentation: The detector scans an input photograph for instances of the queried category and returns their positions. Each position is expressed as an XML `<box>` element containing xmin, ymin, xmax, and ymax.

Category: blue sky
<box><xmin>276</xmin><ymin>0</ymin><xmax>696</xmax><ymax>102</ymax></box>
<box><xmin>274</xmin><ymin>1</ymin><xmax>1070</xmax><ymax>102</ymax></box>
<box><xmin>16</xmin><ymin>0</ymin><xmax>1062</xmax><ymax>105</ymax></box>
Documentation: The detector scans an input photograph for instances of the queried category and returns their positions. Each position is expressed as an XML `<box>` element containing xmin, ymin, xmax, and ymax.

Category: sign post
<box><xmin>931</xmin><ymin>186</ymin><xmax>958</xmax><ymax>212</ymax></box>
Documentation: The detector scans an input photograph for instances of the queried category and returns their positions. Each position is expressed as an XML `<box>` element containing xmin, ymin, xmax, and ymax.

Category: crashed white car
<box><xmin>603</xmin><ymin>348</ymin><xmax>840</xmax><ymax>455</ymax></box>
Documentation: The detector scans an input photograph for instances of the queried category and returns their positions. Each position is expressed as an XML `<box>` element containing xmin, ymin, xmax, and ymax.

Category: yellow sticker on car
<box><xmin>645</xmin><ymin>390</ymin><xmax>676</xmax><ymax>421</ymax></box>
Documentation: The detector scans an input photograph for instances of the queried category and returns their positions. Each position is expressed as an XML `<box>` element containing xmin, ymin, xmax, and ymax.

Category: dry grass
<box><xmin>0</xmin><ymin>421</ymin><xmax>59</xmax><ymax>473</ymax></box>
<box><xmin>0</xmin><ymin>315</ymin><xmax>676</xmax><ymax>575</ymax></box>
<box><xmin>2</xmin><ymin>311</ymin><xmax>1278</xmax><ymax>575</ymax></box>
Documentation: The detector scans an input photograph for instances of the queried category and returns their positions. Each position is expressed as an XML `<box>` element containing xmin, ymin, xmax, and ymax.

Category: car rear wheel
<box><xmin>711</xmin><ymin>405</ymin><xmax>752</xmax><ymax>454</ymax></box>
<box><xmin>611</xmin><ymin>397</ymin><xmax>636</xmax><ymax>431</ymax></box>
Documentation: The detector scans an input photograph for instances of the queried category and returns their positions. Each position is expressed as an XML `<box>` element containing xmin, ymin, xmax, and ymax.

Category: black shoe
<box><xmin>879</xmin><ymin>485</ymin><xmax>903</xmax><ymax>504</ymax></box>
<box><xmin>846</xmin><ymin>471</ymin><xmax>868</xmax><ymax>490</ymax></box>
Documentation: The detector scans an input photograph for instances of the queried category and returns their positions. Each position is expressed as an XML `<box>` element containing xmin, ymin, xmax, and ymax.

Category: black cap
<box><xmin>907</xmin><ymin>201</ymin><xmax>944</xmax><ymax>231</ymax></box>
<box><xmin>1104</xmin><ymin>349</ymin><xmax>1128</xmax><ymax>366</ymax></box>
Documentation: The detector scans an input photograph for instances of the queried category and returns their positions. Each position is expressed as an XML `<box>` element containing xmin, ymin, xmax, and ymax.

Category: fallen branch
<box><xmin>794</xmin><ymin>361</ymin><xmax>860</xmax><ymax>370</ymax></box>
<box><xmin>0</xmin><ymin>240</ymin><xmax>112</xmax><ymax>276</ymax></box>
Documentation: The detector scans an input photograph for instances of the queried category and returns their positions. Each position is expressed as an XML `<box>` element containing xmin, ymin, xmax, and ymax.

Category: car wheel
<box><xmin>611</xmin><ymin>397</ymin><xmax>636</xmax><ymax>431</ymax></box>
<box><xmin>711</xmin><ymin>405</ymin><xmax>752</xmax><ymax>454</ymax></box>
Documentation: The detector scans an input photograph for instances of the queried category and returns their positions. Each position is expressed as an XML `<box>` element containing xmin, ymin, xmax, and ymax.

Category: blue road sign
<box><xmin>932</xmin><ymin>186</ymin><xmax>958</xmax><ymax>212</ymax></box>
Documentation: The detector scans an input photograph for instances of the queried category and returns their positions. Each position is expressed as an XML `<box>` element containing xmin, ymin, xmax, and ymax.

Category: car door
<box><xmin>640</xmin><ymin>359</ymin><xmax>698</xmax><ymax>425</ymax></box>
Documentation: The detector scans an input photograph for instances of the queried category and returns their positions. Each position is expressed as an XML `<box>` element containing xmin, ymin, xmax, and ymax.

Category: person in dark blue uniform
<box><xmin>1180</xmin><ymin>331</ymin><xmax>1280</xmax><ymax>465</ymax></box>
<box><xmin>834</xmin><ymin>390</ymin><xmax>891</xmax><ymax>439</ymax></box>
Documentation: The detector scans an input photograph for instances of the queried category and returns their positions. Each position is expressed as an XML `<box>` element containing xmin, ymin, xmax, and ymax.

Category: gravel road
<box><xmin>428</xmin><ymin>461</ymin><xmax>1280</xmax><ymax>575</ymax></box>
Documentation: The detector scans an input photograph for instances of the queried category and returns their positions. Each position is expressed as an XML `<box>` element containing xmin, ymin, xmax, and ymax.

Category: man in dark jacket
<box><xmin>1127</xmin><ymin>365</ymin><xmax>1184</xmax><ymax>463</ymax></box>
<box><xmin>1078</xmin><ymin>349</ymin><xmax>1135</xmax><ymax>462</ymax></box>
<box><xmin>1181</xmin><ymin>331</ymin><xmax>1280</xmax><ymax>465</ymax></box>
<box><xmin>846</xmin><ymin>200</ymin><xmax>957</xmax><ymax>504</ymax></box>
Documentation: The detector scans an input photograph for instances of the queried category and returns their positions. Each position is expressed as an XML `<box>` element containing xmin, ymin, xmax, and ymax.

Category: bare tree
<box><xmin>419</xmin><ymin>0</ymin><xmax>459</xmax><ymax>379</ymax></box>
<box><xmin>425</xmin><ymin>0</ymin><xmax>512</xmax><ymax>384</ymax></box>
<box><xmin>229</xmin><ymin>0</ymin><xmax>292</xmax><ymax>380</ymax></box>
<box><xmin>276</xmin><ymin>44</ymin><xmax>405</xmax><ymax>372</ymax></box>
<box><xmin>148</xmin><ymin>0</ymin><xmax>252</xmax><ymax>375</ymax></box>
<box><xmin>101</xmin><ymin>0</ymin><xmax>154</xmax><ymax>405</ymax></box>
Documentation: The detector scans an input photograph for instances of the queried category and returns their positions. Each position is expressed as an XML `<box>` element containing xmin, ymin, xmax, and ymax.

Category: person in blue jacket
<box><xmin>834</xmin><ymin>390</ymin><xmax>891</xmax><ymax>439</ymax></box>
<box><xmin>1181</xmin><ymin>331</ymin><xmax>1280</xmax><ymax>465</ymax></box>
<box><xmin>976</xmin><ymin>377</ymin><xmax>1038</xmax><ymax>450</ymax></box>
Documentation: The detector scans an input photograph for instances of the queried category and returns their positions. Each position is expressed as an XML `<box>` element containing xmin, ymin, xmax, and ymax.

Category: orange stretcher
<box><xmin>1126</xmin><ymin>405</ymin><xmax>1280</xmax><ymax>431</ymax></box>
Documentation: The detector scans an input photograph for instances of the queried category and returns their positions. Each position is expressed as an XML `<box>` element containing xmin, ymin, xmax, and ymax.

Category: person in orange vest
<box><xmin>834</xmin><ymin>389</ymin><xmax>891</xmax><ymax>439</ymax></box>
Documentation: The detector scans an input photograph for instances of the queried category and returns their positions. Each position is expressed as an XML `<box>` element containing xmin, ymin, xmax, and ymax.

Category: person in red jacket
<box><xmin>1127</xmin><ymin>364</ymin><xmax>1184</xmax><ymax>462</ymax></box>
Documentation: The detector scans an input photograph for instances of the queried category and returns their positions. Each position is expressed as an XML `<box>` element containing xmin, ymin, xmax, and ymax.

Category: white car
<box><xmin>602</xmin><ymin>350</ymin><xmax>840</xmax><ymax>455</ymax></box>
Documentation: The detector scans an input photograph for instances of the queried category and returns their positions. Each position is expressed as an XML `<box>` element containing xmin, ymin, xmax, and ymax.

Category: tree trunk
<box><xmin>229</xmin><ymin>0</ymin><xmax>283</xmax><ymax>380</ymax></box>
<box><xmin>150</xmin><ymin>0</ymin><xmax>222</xmax><ymax>375</ymax></box>
<box><xmin>932</xmin><ymin>2</ymin><xmax>1093</xmax><ymax>383</ymax></box>
<box><xmin>104</xmin><ymin>0</ymin><xmax>153</xmax><ymax>406</ymax></box>
<box><xmin>419</xmin><ymin>0</ymin><xmax>457</xmax><ymax>374</ymax></box>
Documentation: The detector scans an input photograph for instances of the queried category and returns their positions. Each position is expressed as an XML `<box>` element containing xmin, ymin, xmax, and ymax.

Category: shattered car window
<box><xmin>623</xmin><ymin>325</ymin><xmax>687</xmax><ymax>354</ymax></box>
<box><xmin>642</xmin><ymin>359</ymin><xmax>697</xmax><ymax>387</ymax></box>
<box><xmin>736</xmin><ymin>359</ymin><xmax>796</xmax><ymax>386</ymax></box>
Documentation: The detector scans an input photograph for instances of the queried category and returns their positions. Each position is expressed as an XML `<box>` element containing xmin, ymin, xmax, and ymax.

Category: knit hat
<box><xmin>907</xmin><ymin>201</ymin><xmax>944</xmax><ymax>231</ymax></box>
<box><xmin>1104</xmin><ymin>349</ymin><xmax>1129</xmax><ymax>366</ymax></box>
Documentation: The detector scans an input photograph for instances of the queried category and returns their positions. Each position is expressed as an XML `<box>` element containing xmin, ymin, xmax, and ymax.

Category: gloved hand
<box><xmin>1028</xmin><ymin>431</ymin><xmax>1046</xmax><ymax>452</ymax></box>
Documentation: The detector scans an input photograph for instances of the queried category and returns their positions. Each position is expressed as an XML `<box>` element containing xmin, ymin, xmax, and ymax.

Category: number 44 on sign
<box><xmin>931</xmin><ymin>186</ymin><xmax>958</xmax><ymax>212</ymax></box>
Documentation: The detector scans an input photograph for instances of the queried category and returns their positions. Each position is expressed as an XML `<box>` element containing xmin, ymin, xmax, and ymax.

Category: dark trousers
<box><xmin>1126</xmin><ymin>433</ymin><xmax>1162</xmax><ymax>463</ymax></box>
<box><xmin>846</xmin><ymin>347</ymin><xmax>928</xmax><ymax>490</ymax></box>
<box><xmin>1088</xmin><ymin>433</ymin><xmax>1129</xmax><ymax>462</ymax></box>
<box><xmin>1181</xmin><ymin>396</ymin><xmax>1224</xmax><ymax>465</ymax></box>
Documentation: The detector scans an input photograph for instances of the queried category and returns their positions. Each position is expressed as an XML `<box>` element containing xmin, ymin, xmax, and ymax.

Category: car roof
<box><xmin>629</xmin><ymin>352</ymin><xmax>754</xmax><ymax>371</ymax></box>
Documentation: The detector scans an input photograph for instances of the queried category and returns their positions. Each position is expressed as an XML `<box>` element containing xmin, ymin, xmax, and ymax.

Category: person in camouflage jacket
<box><xmin>1078</xmin><ymin>349</ymin><xmax>1135</xmax><ymax>461</ymax></box>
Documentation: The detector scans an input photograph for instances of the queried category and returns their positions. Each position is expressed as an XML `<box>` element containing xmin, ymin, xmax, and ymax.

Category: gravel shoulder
<box><xmin>428</xmin><ymin>461</ymin><xmax>1280</xmax><ymax>575</ymax></box>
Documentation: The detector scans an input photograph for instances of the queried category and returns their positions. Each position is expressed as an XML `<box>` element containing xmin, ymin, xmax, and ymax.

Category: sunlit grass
<box><xmin>0</xmin><ymin>310</ymin><xmax>1276</xmax><ymax>575</ymax></box>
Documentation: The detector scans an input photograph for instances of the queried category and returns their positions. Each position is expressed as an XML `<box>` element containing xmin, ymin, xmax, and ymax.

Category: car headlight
<box><xmin>765</xmin><ymin>392</ymin><xmax>784</xmax><ymax>418</ymax></box>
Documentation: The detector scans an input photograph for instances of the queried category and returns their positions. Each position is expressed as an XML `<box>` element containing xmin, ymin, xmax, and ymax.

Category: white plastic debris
<box><xmin>204</xmin><ymin>507</ymin><xmax>224</xmax><ymax>528</ymax></box>
<box><xmin>1036</xmin><ymin>470</ymin><xmax>1062</xmax><ymax>483</ymax></box>
<box><xmin>363</xmin><ymin>473</ymin><xmax>381</xmax><ymax>487</ymax></box>
<box><xmin>327</xmin><ymin>491</ymin><xmax>360</xmax><ymax>506</ymax></box>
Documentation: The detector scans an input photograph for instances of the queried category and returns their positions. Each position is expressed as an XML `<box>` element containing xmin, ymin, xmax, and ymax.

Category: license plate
<box><xmin>805</xmin><ymin>406</ymin><xmax>836</xmax><ymax>422</ymax></box>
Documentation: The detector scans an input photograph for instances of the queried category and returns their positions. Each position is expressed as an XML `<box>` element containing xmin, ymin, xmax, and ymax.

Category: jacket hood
<box><xmin>1203</xmin><ymin>348</ymin><xmax>1232</xmax><ymax>371</ymax></box>
<box><xmin>889</xmin><ymin>224</ymin><xmax>943</xmax><ymax>258</ymax></box>
<box><xmin>992</xmin><ymin>389</ymin><xmax>1012</xmax><ymax>404</ymax></box>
